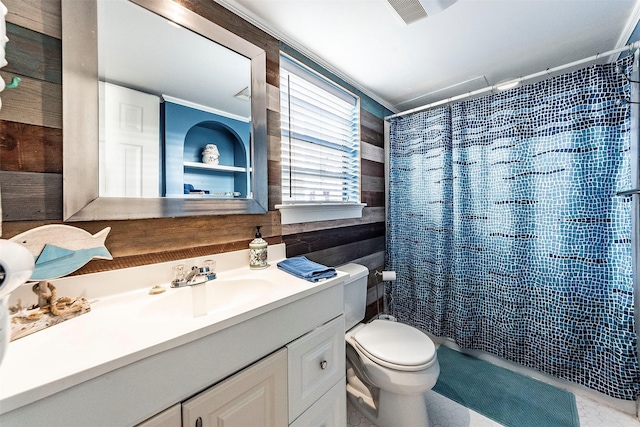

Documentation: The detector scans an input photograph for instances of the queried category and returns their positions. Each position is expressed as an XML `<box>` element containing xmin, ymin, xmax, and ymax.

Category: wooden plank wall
<box><xmin>0</xmin><ymin>0</ymin><xmax>387</xmax><ymax>318</ymax></box>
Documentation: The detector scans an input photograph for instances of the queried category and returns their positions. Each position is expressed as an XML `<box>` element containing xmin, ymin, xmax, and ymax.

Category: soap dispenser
<box><xmin>249</xmin><ymin>226</ymin><xmax>268</xmax><ymax>269</ymax></box>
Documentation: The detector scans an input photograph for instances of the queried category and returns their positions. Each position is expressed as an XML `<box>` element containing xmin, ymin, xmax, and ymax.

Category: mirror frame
<box><xmin>61</xmin><ymin>0</ymin><xmax>268</xmax><ymax>221</ymax></box>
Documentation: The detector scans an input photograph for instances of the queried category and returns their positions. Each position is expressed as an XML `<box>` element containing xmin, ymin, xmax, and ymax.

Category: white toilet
<box><xmin>339</xmin><ymin>264</ymin><xmax>439</xmax><ymax>427</ymax></box>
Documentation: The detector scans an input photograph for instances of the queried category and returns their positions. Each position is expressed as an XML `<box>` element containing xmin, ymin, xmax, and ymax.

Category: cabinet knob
<box><xmin>195</xmin><ymin>417</ymin><xmax>202</xmax><ymax>427</ymax></box>
<box><xmin>320</xmin><ymin>360</ymin><xmax>328</xmax><ymax>370</ymax></box>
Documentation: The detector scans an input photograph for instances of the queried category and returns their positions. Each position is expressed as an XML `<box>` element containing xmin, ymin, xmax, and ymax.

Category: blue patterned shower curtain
<box><xmin>387</xmin><ymin>55</ymin><xmax>639</xmax><ymax>400</ymax></box>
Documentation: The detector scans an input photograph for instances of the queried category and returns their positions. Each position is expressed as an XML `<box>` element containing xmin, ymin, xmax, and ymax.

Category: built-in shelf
<box><xmin>164</xmin><ymin>101</ymin><xmax>251</xmax><ymax>198</ymax></box>
<box><xmin>183</xmin><ymin>161</ymin><xmax>247</xmax><ymax>173</ymax></box>
<box><xmin>166</xmin><ymin>193</ymin><xmax>243</xmax><ymax>199</ymax></box>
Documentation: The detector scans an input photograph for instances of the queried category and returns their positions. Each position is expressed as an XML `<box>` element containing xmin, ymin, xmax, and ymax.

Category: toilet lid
<box><xmin>352</xmin><ymin>320</ymin><xmax>436</xmax><ymax>371</ymax></box>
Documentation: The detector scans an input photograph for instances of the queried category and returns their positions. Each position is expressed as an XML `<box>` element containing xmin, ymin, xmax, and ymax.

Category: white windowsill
<box><xmin>275</xmin><ymin>203</ymin><xmax>366</xmax><ymax>225</ymax></box>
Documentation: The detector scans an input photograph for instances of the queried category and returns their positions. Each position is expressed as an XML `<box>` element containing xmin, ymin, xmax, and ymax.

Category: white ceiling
<box><xmin>216</xmin><ymin>0</ymin><xmax>640</xmax><ymax>113</ymax></box>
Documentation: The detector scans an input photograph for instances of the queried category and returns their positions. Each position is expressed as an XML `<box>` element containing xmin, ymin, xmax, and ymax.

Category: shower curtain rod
<box><xmin>385</xmin><ymin>40</ymin><xmax>640</xmax><ymax>121</ymax></box>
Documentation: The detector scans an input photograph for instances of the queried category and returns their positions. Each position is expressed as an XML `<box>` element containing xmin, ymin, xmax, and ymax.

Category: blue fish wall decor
<box><xmin>9</xmin><ymin>225</ymin><xmax>112</xmax><ymax>281</ymax></box>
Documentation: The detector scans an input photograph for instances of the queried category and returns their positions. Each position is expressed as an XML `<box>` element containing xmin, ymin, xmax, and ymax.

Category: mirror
<box><xmin>62</xmin><ymin>0</ymin><xmax>268</xmax><ymax>221</ymax></box>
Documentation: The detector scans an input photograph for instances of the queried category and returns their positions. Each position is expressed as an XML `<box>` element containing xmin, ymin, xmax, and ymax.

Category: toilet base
<box><xmin>346</xmin><ymin>369</ymin><xmax>430</xmax><ymax>427</ymax></box>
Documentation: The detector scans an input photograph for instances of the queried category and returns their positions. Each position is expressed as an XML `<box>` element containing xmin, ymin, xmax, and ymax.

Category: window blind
<box><xmin>280</xmin><ymin>55</ymin><xmax>360</xmax><ymax>204</ymax></box>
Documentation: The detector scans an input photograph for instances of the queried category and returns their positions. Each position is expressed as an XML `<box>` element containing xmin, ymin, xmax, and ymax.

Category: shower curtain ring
<box><xmin>615</xmin><ymin>65</ymin><xmax>640</xmax><ymax>84</ymax></box>
<box><xmin>616</xmin><ymin>98</ymin><xmax>640</xmax><ymax>106</ymax></box>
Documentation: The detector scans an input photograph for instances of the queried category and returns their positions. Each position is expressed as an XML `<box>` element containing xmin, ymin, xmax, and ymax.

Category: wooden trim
<box><xmin>362</xmin><ymin>191</ymin><xmax>385</xmax><ymax>208</ymax></box>
<box><xmin>267</xmin><ymin>83</ymin><xmax>280</xmax><ymax>112</ymax></box>
<box><xmin>85</xmin><ymin>213</ymin><xmax>281</xmax><ymax>258</ymax></box>
<box><xmin>361</xmin><ymin>141</ymin><xmax>384</xmax><ymax>163</ymax></box>
<box><xmin>268</xmin><ymin>184</ymin><xmax>282</xmax><ymax>210</ymax></box>
<box><xmin>267</xmin><ymin>135</ymin><xmax>281</xmax><ymax>162</ymax></box>
<box><xmin>2</xmin><ymin>211</ymin><xmax>282</xmax><ymax>257</ymax></box>
<box><xmin>361</xmin><ymin>127</ymin><xmax>384</xmax><ymax>148</ymax></box>
<box><xmin>5</xmin><ymin>22</ymin><xmax>62</xmax><ymax>84</ymax></box>
<box><xmin>0</xmin><ymin>72</ymin><xmax>62</xmax><ymax>128</ymax></box>
<box><xmin>361</xmin><ymin>119</ymin><xmax>384</xmax><ymax>148</ymax></box>
<box><xmin>362</xmin><ymin>175</ymin><xmax>384</xmax><ymax>193</ymax></box>
<box><xmin>4</xmin><ymin>0</ymin><xmax>62</xmax><ymax>39</ymax></box>
<box><xmin>69</xmin><ymin>237</ymin><xmax>282</xmax><ymax>276</ymax></box>
<box><xmin>283</xmin><ymin>222</ymin><xmax>384</xmax><ymax>257</ymax></box>
<box><xmin>293</xmin><ymin>236</ymin><xmax>385</xmax><ymax>268</ymax></box>
<box><xmin>365</xmin><ymin>300</ymin><xmax>383</xmax><ymax>322</ymax></box>
<box><xmin>349</xmin><ymin>250</ymin><xmax>386</xmax><ymax>272</ymax></box>
<box><xmin>268</xmin><ymin>159</ymin><xmax>281</xmax><ymax>186</ymax></box>
<box><xmin>0</xmin><ymin>171</ymin><xmax>62</xmax><ymax>220</ymax></box>
<box><xmin>282</xmin><ymin>206</ymin><xmax>384</xmax><ymax>235</ymax></box>
<box><xmin>361</xmin><ymin>108</ymin><xmax>384</xmax><ymax>135</ymax></box>
<box><xmin>267</xmin><ymin>109</ymin><xmax>280</xmax><ymax>136</ymax></box>
<box><xmin>0</xmin><ymin>121</ymin><xmax>62</xmax><ymax>173</ymax></box>
<box><xmin>362</xmin><ymin>158</ymin><xmax>384</xmax><ymax>178</ymax></box>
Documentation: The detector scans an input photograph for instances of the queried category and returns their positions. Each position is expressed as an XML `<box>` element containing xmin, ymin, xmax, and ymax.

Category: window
<box><xmin>276</xmin><ymin>54</ymin><xmax>365</xmax><ymax>224</ymax></box>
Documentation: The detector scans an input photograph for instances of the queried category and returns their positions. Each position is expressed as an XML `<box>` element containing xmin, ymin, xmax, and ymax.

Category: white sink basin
<box><xmin>137</xmin><ymin>278</ymin><xmax>274</xmax><ymax>320</ymax></box>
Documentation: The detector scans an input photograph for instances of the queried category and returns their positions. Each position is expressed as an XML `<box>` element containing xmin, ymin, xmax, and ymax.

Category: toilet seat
<box><xmin>351</xmin><ymin>320</ymin><xmax>437</xmax><ymax>372</ymax></box>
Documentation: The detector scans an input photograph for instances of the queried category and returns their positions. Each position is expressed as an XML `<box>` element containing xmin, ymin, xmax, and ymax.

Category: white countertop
<box><xmin>0</xmin><ymin>245</ymin><xmax>346</xmax><ymax>415</ymax></box>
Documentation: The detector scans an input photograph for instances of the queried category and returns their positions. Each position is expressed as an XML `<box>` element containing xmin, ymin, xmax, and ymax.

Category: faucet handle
<box><xmin>173</xmin><ymin>264</ymin><xmax>187</xmax><ymax>281</ymax></box>
<box><xmin>202</xmin><ymin>260</ymin><xmax>216</xmax><ymax>275</ymax></box>
<box><xmin>199</xmin><ymin>268</ymin><xmax>216</xmax><ymax>281</ymax></box>
<box><xmin>170</xmin><ymin>263</ymin><xmax>216</xmax><ymax>288</ymax></box>
<box><xmin>199</xmin><ymin>259</ymin><xmax>217</xmax><ymax>281</ymax></box>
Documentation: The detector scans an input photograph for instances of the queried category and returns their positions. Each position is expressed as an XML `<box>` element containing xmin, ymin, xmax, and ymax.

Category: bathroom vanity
<box><xmin>0</xmin><ymin>244</ymin><xmax>347</xmax><ymax>426</ymax></box>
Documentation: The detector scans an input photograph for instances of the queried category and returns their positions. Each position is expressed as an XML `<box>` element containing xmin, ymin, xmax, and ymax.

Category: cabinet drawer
<box><xmin>290</xmin><ymin>379</ymin><xmax>346</xmax><ymax>427</ymax></box>
<box><xmin>287</xmin><ymin>315</ymin><xmax>345</xmax><ymax>422</ymax></box>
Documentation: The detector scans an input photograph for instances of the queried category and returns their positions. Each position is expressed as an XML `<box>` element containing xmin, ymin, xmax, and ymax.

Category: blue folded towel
<box><xmin>277</xmin><ymin>256</ymin><xmax>337</xmax><ymax>282</ymax></box>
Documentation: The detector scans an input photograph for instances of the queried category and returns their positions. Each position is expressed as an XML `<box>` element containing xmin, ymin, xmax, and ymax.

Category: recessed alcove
<box><xmin>163</xmin><ymin>100</ymin><xmax>251</xmax><ymax>198</ymax></box>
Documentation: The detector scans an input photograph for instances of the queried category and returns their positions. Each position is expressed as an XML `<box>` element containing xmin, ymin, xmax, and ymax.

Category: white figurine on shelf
<box><xmin>201</xmin><ymin>144</ymin><xmax>220</xmax><ymax>165</ymax></box>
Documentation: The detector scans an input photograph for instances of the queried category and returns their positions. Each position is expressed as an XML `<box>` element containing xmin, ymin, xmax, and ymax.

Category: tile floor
<box><xmin>347</xmin><ymin>391</ymin><xmax>640</xmax><ymax>427</ymax></box>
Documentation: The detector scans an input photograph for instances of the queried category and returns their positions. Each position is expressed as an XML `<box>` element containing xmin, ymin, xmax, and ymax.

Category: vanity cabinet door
<box><xmin>136</xmin><ymin>404</ymin><xmax>181</xmax><ymax>427</ymax></box>
<box><xmin>287</xmin><ymin>315</ymin><xmax>345</xmax><ymax>422</ymax></box>
<box><xmin>182</xmin><ymin>348</ymin><xmax>287</xmax><ymax>427</ymax></box>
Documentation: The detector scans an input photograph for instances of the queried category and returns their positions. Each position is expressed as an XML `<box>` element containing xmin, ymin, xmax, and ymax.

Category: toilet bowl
<box><xmin>338</xmin><ymin>264</ymin><xmax>440</xmax><ymax>427</ymax></box>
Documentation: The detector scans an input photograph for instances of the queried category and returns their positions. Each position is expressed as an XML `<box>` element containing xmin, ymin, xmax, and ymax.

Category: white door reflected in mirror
<box><xmin>99</xmin><ymin>82</ymin><xmax>160</xmax><ymax>198</ymax></box>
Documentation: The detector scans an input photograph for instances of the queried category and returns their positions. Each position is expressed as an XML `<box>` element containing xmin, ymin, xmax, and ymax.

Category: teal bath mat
<box><xmin>432</xmin><ymin>346</ymin><xmax>580</xmax><ymax>427</ymax></box>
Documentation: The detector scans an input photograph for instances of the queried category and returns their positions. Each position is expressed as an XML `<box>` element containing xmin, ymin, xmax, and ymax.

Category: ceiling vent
<box><xmin>385</xmin><ymin>0</ymin><xmax>428</xmax><ymax>25</ymax></box>
<box><xmin>385</xmin><ymin>0</ymin><xmax>458</xmax><ymax>25</ymax></box>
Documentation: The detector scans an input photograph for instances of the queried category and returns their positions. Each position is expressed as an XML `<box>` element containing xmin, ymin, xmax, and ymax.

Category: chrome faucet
<box><xmin>171</xmin><ymin>265</ymin><xmax>216</xmax><ymax>288</ymax></box>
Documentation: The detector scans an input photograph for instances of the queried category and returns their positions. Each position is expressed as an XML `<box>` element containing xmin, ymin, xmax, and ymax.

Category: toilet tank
<box><xmin>337</xmin><ymin>263</ymin><xmax>370</xmax><ymax>330</ymax></box>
